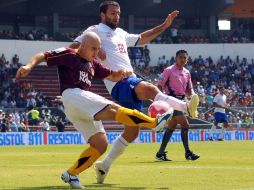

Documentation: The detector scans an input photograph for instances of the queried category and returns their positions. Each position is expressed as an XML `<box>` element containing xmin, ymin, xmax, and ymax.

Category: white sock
<box><xmin>219</xmin><ymin>126</ymin><xmax>225</xmax><ymax>139</ymax></box>
<box><xmin>154</xmin><ymin>92</ymin><xmax>187</xmax><ymax>112</ymax></box>
<box><xmin>102</xmin><ymin>135</ymin><xmax>128</xmax><ymax>170</ymax></box>
<box><xmin>209</xmin><ymin>125</ymin><xmax>216</xmax><ymax>138</ymax></box>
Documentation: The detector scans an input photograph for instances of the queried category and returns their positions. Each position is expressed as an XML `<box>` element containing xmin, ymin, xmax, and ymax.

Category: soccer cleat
<box><xmin>61</xmin><ymin>171</ymin><xmax>85</xmax><ymax>189</ymax></box>
<box><xmin>217</xmin><ymin>138</ymin><xmax>224</xmax><ymax>141</ymax></box>
<box><xmin>153</xmin><ymin>110</ymin><xmax>173</xmax><ymax>133</ymax></box>
<box><xmin>94</xmin><ymin>161</ymin><xmax>108</xmax><ymax>184</ymax></box>
<box><xmin>187</xmin><ymin>94</ymin><xmax>199</xmax><ymax>119</ymax></box>
<box><xmin>185</xmin><ymin>151</ymin><xmax>200</xmax><ymax>161</ymax></box>
<box><xmin>156</xmin><ymin>151</ymin><xmax>172</xmax><ymax>161</ymax></box>
<box><xmin>208</xmin><ymin>137</ymin><xmax>214</xmax><ymax>141</ymax></box>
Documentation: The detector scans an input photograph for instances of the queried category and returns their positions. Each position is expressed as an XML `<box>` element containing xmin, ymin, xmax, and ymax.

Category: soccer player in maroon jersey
<box><xmin>16</xmin><ymin>31</ymin><xmax>172</xmax><ymax>189</ymax></box>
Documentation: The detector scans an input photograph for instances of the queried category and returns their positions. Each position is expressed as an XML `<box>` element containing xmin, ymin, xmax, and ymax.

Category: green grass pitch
<box><xmin>0</xmin><ymin>141</ymin><xmax>254</xmax><ymax>190</ymax></box>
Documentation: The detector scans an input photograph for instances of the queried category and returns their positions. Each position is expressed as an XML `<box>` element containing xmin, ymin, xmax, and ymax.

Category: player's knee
<box><xmin>95</xmin><ymin>103</ymin><xmax>121</xmax><ymax>120</ymax></box>
<box><xmin>100</xmin><ymin>143</ymin><xmax>108</xmax><ymax>154</ymax></box>
<box><xmin>89</xmin><ymin>133</ymin><xmax>108</xmax><ymax>154</ymax></box>
<box><xmin>93</xmin><ymin>141</ymin><xmax>108</xmax><ymax>155</ymax></box>
<box><xmin>108</xmin><ymin>103</ymin><xmax>121</xmax><ymax>112</ymax></box>
<box><xmin>136</xmin><ymin>82</ymin><xmax>159</xmax><ymax>100</ymax></box>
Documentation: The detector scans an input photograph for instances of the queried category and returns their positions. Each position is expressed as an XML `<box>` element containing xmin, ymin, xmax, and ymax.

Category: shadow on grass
<box><xmin>7</xmin><ymin>183</ymin><xmax>151</xmax><ymax>190</ymax></box>
<box><xmin>136</xmin><ymin>160</ymin><xmax>187</xmax><ymax>164</ymax></box>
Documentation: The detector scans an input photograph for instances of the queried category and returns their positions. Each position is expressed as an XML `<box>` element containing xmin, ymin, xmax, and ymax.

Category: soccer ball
<box><xmin>148</xmin><ymin>101</ymin><xmax>172</xmax><ymax>118</ymax></box>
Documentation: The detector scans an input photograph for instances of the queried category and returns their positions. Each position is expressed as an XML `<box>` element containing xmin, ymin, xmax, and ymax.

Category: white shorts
<box><xmin>62</xmin><ymin>88</ymin><xmax>112</xmax><ymax>141</ymax></box>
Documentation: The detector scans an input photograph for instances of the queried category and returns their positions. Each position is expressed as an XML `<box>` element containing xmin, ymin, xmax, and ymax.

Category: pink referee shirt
<box><xmin>157</xmin><ymin>64</ymin><xmax>193</xmax><ymax>96</ymax></box>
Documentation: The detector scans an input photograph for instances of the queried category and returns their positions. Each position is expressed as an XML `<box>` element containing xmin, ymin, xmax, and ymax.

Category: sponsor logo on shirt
<box><xmin>79</xmin><ymin>71</ymin><xmax>91</xmax><ymax>86</ymax></box>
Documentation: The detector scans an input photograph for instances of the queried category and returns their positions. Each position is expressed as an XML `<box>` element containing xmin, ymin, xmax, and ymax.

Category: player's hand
<box><xmin>224</xmin><ymin>104</ymin><xmax>230</xmax><ymax>109</ymax></box>
<box><xmin>107</xmin><ymin>69</ymin><xmax>133</xmax><ymax>82</ymax></box>
<box><xmin>98</xmin><ymin>49</ymin><xmax>106</xmax><ymax>61</ymax></box>
<box><xmin>16</xmin><ymin>65</ymin><xmax>32</xmax><ymax>79</ymax></box>
<box><xmin>162</xmin><ymin>10</ymin><xmax>179</xmax><ymax>29</ymax></box>
<box><xmin>118</xmin><ymin>69</ymin><xmax>133</xmax><ymax>79</ymax></box>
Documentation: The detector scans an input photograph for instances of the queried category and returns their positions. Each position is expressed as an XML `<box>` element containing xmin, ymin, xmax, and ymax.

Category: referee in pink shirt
<box><xmin>156</xmin><ymin>50</ymin><xmax>200</xmax><ymax>161</ymax></box>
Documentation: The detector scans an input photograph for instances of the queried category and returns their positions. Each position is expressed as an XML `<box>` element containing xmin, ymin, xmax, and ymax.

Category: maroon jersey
<box><xmin>44</xmin><ymin>47</ymin><xmax>112</xmax><ymax>94</ymax></box>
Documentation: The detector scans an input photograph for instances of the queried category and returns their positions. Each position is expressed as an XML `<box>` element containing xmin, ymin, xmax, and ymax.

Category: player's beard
<box><xmin>105</xmin><ymin>20</ymin><xmax>119</xmax><ymax>29</ymax></box>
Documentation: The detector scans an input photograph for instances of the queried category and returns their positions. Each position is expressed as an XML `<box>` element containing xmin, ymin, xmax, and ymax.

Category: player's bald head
<box><xmin>78</xmin><ymin>31</ymin><xmax>101</xmax><ymax>61</ymax></box>
<box><xmin>81</xmin><ymin>31</ymin><xmax>101</xmax><ymax>46</ymax></box>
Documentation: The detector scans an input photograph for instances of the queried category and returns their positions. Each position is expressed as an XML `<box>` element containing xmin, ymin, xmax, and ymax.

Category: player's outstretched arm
<box><xmin>16</xmin><ymin>52</ymin><xmax>45</xmax><ymax>79</ymax></box>
<box><xmin>137</xmin><ymin>10</ymin><xmax>179</xmax><ymax>45</ymax></box>
<box><xmin>106</xmin><ymin>69</ymin><xmax>133</xmax><ymax>82</ymax></box>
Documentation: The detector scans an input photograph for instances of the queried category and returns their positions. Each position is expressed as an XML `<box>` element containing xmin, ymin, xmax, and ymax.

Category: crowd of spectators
<box><xmin>0</xmin><ymin>53</ymin><xmax>69</xmax><ymax>132</ymax></box>
<box><xmin>0</xmin><ymin>29</ymin><xmax>78</xmax><ymax>42</ymax></box>
<box><xmin>150</xmin><ymin>23</ymin><xmax>253</xmax><ymax>44</ymax></box>
<box><xmin>1</xmin><ymin>48</ymin><xmax>254</xmax><ymax>130</ymax></box>
<box><xmin>132</xmin><ymin>51</ymin><xmax>254</xmax><ymax>126</ymax></box>
<box><xmin>189</xmin><ymin>55</ymin><xmax>254</xmax><ymax>107</ymax></box>
<box><xmin>200</xmin><ymin>108</ymin><xmax>253</xmax><ymax>128</ymax></box>
<box><xmin>150</xmin><ymin>29</ymin><xmax>253</xmax><ymax>44</ymax></box>
<box><xmin>0</xmin><ymin>53</ymin><xmax>55</xmax><ymax>109</ymax></box>
<box><xmin>0</xmin><ymin>109</ymin><xmax>28</xmax><ymax>132</ymax></box>
<box><xmin>0</xmin><ymin>22</ymin><xmax>253</xmax><ymax>43</ymax></box>
<box><xmin>132</xmin><ymin>50</ymin><xmax>254</xmax><ymax>110</ymax></box>
<box><xmin>0</xmin><ymin>108</ymin><xmax>67</xmax><ymax>132</ymax></box>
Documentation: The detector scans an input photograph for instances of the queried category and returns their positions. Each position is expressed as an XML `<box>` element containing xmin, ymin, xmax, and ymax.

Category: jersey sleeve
<box><xmin>187</xmin><ymin>72</ymin><xmax>194</xmax><ymax>92</ymax></box>
<box><xmin>157</xmin><ymin>68</ymin><xmax>170</xmax><ymax>88</ymax></box>
<box><xmin>122</xmin><ymin>29</ymin><xmax>140</xmax><ymax>47</ymax></box>
<box><xmin>213</xmin><ymin>95</ymin><xmax>218</xmax><ymax>103</ymax></box>
<box><xmin>44</xmin><ymin>47</ymin><xmax>71</xmax><ymax>67</ymax></box>
<box><xmin>73</xmin><ymin>34</ymin><xmax>83</xmax><ymax>43</ymax></box>
<box><xmin>92</xmin><ymin>59</ymin><xmax>112</xmax><ymax>79</ymax></box>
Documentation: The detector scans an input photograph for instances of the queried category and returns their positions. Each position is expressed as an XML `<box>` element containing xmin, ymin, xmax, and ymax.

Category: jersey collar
<box><xmin>99</xmin><ymin>23</ymin><xmax>118</xmax><ymax>32</ymax></box>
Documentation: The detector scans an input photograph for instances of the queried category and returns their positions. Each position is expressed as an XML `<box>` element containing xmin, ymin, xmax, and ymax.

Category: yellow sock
<box><xmin>68</xmin><ymin>146</ymin><xmax>101</xmax><ymax>176</ymax></box>
<box><xmin>115</xmin><ymin>107</ymin><xmax>157</xmax><ymax>129</ymax></box>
